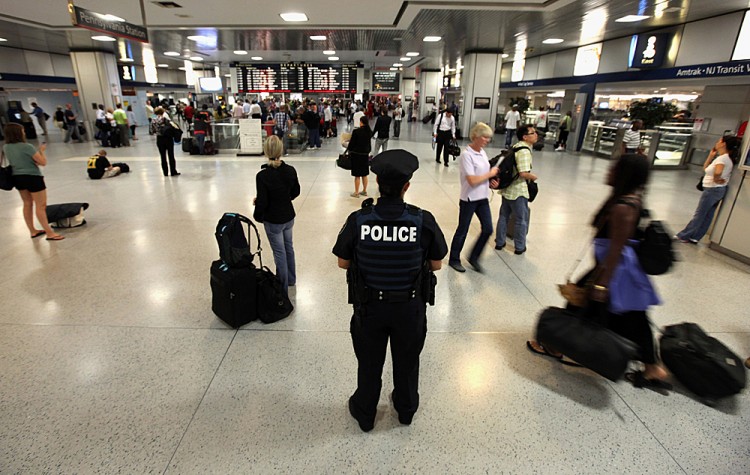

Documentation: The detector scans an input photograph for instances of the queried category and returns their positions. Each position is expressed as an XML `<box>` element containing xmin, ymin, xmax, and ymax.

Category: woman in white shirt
<box><xmin>676</xmin><ymin>135</ymin><xmax>741</xmax><ymax>243</ymax></box>
<box><xmin>448</xmin><ymin>122</ymin><xmax>499</xmax><ymax>273</ymax></box>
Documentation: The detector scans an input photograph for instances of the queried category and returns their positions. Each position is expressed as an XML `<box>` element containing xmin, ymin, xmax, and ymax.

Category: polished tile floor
<box><xmin>1</xmin><ymin>121</ymin><xmax>748</xmax><ymax>473</ymax></box>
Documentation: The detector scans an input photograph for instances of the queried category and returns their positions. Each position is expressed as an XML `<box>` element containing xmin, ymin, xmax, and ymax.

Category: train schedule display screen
<box><xmin>232</xmin><ymin>62</ymin><xmax>358</xmax><ymax>93</ymax></box>
<box><xmin>372</xmin><ymin>71</ymin><xmax>400</xmax><ymax>92</ymax></box>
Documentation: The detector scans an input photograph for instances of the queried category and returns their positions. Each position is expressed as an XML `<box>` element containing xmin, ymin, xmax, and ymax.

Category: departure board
<box><xmin>232</xmin><ymin>62</ymin><xmax>358</xmax><ymax>93</ymax></box>
<box><xmin>372</xmin><ymin>71</ymin><xmax>400</xmax><ymax>92</ymax></box>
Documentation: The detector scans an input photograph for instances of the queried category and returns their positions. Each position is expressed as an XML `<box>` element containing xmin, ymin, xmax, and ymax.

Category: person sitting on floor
<box><xmin>87</xmin><ymin>149</ymin><xmax>121</xmax><ymax>180</ymax></box>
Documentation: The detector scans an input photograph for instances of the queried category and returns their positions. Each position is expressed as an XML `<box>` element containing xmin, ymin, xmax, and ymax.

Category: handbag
<box><xmin>447</xmin><ymin>139</ymin><xmax>461</xmax><ymax>157</ymax></box>
<box><xmin>535</xmin><ymin>305</ymin><xmax>638</xmax><ymax>381</ymax></box>
<box><xmin>527</xmin><ymin>180</ymin><xmax>538</xmax><ymax>202</ymax></box>
<box><xmin>696</xmin><ymin>176</ymin><xmax>704</xmax><ymax>191</ymax></box>
<box><xmin>0</xmin><ymin>151</ymin><xmax>14</xmax><ymax>191</ymax></box>
<box><xmin>336</xmin><ymin>151</ymin><xmax>352</xmax><ymax>170</ymax></box>
<box><xmin>255</xmin><ymin>266</ymin><xmax>294</xmax><ymax>323</ymax></box>
<box><xmin>43</xmin><ymin>112</ymin><xmax>50</xmax><ymax>121</ymax></box>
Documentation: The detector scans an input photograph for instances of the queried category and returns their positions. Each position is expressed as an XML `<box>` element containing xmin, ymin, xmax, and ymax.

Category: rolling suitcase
<box><xmin>210</xmin><ymin>260</ymin><xmax>257</xmax><ymax>328</ymax></box>
<box><xmin>203</xmin><ymin>139</ymin><xmax>217</xmax><ymax>155</ymax></box>
<box><xmin>660</xmin><ymin>322</ymin><xmax>746</xmax><ymax>402</ymax></box>
<box><xmin>182</xmin><ymin>137</ymin><xmax>193</xmax><ymax>153</ymax></box>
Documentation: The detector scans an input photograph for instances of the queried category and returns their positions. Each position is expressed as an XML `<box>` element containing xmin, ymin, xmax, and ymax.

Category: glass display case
<box><xmin>581</xmin><ymin>121</ymin><xmax>622</xmax><ymax>157</ymax></box>
<box><xmin>581</xmin><ymin>121</ymin><xmax>605</xmax><ymax>152</ymax></box>
<box><xmin>653</xmin><ymin>124</ymin><xmax>693</xmax><ymax>167</ymax></box>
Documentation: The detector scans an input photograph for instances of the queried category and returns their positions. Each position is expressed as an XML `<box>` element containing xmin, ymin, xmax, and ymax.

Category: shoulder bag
<box><xmin>0</xmin><ymin>151</ymin><xmax>14</xmax><ymax>191</ymax></box>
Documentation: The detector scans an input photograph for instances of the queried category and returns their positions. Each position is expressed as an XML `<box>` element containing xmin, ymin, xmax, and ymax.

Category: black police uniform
<box><xmin>332</xmin><ymin>150</ymin><xmax>448</xmax><ymax>431</ymax></box>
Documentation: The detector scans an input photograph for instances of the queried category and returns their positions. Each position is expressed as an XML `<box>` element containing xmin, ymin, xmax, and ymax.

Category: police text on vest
<box><xmin>361</xmin><ymin>225</ymin><xmax>417</xmax><ymax>242</ymax></box>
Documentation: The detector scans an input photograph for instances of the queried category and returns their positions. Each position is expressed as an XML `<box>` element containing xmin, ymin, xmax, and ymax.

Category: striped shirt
<box><xmin>623</xmin><ymin>128</ymin><xmax>641</xmax><ymax>149</ymax></box>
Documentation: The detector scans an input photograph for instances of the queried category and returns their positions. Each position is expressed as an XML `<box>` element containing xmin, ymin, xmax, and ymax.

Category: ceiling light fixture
<box><xmin>616</xmin><ymin>15</ymin><xmax>650</xmax><ymax>22</ymax></box>
<box><xmin>187</xmin><ymin>35</ymin><xmax>208</xmax><ymax>41</ymax></box>
<box><xmin>91</xmin><ymin>35</ymin><xmax>117</xmax><ymax>42</ymax></box>
<box><xmin>190</xmin><ymin>56</ymin><xmax>203</xmax><ymax>61</ymax></box>
<box><xmin>310</xmin><ymin>35</ymin><xmax>326</xmax><ymax>41</ymax></box>
<box><xmin>400</xmin><ymin>57</ymin><xmax>410</xmax><ymax>61</ymax></box>
<box><xmin>543</xmin><ymin>38</ymin><xmax>564</xmax><ymax>44</ymax></box>
<box><xmin>501</xmin><ymin>53</ymin><xmax>509</xmax><ymax>58</ymax></box>
<box><xmin>390</xmin><ymin>67</ymin><xmax>398</xmax><ymax>71</ymax></box>
<box><xmin>323</xmin><ymin>50</ymin><xmax>335</xmax><ymax>55</ymax></box>
<box><xmin>120</xmin><ymin>58</ymin><xmax>134</xmax><ymax>62</ymax></box>
<box><xmin>393</xmin><ymin>63</ymin><xmax>403</xmax><ymax>67</ymax></box>
<box><xmin>164</xmin><ymin>51</ymin><xmax>181</xmax><ymax>56</ymax></box>
<box><xmin>0</xmin><ymin>38</ymin><xmax>7</xmax><ymax>42</ymax></box>
<box><xmin>178</xmin><ymin>67</ymin><xmax>186</xmax><ymax>71</ymax></box>
<box><xmin>251</xmin><ymin>56</ymin><xmax>263</xmax><ymax>60</ymax></box>
<box><xmin>157</xmin><ymin>64</ymin><xmax>169</xmax><ymax>67</ymax></box>
<box><xmin>280</xmin><ymin>12</ymin><xmax>308</xmax><ymax>22</ymax></box>
<box><xmin>423</xmin><ymin>36</ymin><xmax>442</xmax><ymax>42</ymax></box>
<box><xmin>406</xmin><ymin>52</ymin><xmax>419</xmax><ymax>56</ymax></box>
<box><xmin>329</xmin><ymin>56</ymin><xmax>339</xmax><ymax>61</ymax></box>
<box><xmin>233</xmin><ymin>50</ymin><xmax>248</xmax><ymax>55</ymax></box>
<box><xmin>224</xmin><ymin>74</ymin><xmax>231</xmax><ymax>77</ymax></box>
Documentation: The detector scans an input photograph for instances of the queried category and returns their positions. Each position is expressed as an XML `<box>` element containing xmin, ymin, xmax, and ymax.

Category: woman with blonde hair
<box><xmin>447</xmin><ymin>122</ymin><xmax>498</xmax><ymax>272</ymax></box>
<box><xmin>253</xmin><ymin>135</ymin><xmax>301</xmax><ymax>292</ymax></box>
<box><xmin>2</xmin><ymin>123</ymin><xmax>64</xmax><ymax>240</ymax></box>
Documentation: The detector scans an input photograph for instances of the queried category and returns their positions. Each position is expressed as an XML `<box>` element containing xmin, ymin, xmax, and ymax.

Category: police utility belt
<box><xmin>348</xmin><ymin>202</ymin><xmax>437</xmax><ymax>306</ymax></box>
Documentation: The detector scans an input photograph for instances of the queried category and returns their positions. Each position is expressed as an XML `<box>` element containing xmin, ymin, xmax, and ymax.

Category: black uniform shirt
<box><xmin>332</xmin><ymin>197</ymin><xmax>448</xmax><ymax>262</ymax></box>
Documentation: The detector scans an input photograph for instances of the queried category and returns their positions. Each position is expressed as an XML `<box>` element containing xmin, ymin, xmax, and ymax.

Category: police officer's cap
<box><xmin>370</xmin><ymin>150</ymin><xmax>419</xmax><ymax>185</ymax></box>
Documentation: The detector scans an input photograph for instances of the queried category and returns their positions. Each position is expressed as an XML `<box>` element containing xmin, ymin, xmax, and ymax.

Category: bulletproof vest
<box><xmin>354</xmin><ymin>204</ymin><xmax>424</xmax><ymax>291</ymax></box>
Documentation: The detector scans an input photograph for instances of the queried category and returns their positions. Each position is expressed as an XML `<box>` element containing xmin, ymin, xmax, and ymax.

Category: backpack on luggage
<box><xmin>215</xmin><ymin>213</ymin><xmax>257</xmax><ymax>268</ymax></box>
<box><xmin>182</xmin><ymin>137</ymin><xmax>193</xmax><ymax>153</ymax></box>
<box><xmin>660</xmin><ymin>322</ymin><xmax>746</xmax><ymax>403</ymax></box>
<box><xmin>489</xmin><ymin>145</ymin><xmax>530</xmax><ymax>190</ymax></box>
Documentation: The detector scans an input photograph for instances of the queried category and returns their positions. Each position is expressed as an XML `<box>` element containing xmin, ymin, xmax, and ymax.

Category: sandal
<box><xmin>526</xmin><ymin>340</ymin><xmax>563</xmax><ymax>360</ymax></box>
<box><xmin>46</xmin><ymin>235</ymin><xmax>65</xmax><ymax>241</ymax></box>
<box><xmin>625</xmin><ymin>371</ymin><xmax>673</xmax><ymax>391</ymax></box>
<box><xmin>31</xmin><ymin>231</ymin><xmax>46</xmax><ymax>239</ymax></box>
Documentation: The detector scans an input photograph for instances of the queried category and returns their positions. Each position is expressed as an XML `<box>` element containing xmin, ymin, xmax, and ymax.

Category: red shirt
<box><xmin>184</xmin><ymin>106</ymin><xmax>194</xmax><ymax>119</ymax></box>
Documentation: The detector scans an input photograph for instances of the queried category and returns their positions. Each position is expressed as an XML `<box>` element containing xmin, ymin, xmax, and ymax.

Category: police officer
<box><xmin>332</xmin><ymin>150</ymin><xmax>448</xmax><ymax>432</ymax></box>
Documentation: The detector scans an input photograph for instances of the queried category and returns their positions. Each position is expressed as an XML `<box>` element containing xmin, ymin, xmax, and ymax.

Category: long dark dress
<box><xmin>348</xmin><ymin>126</ymin><xmax>372</xmax><ymax>177</ymax></box>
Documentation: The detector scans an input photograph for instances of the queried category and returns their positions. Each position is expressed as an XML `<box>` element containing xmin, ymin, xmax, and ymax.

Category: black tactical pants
<box><xmin>349</xmin><ymin>298</ymin><xmax>427</xmax><ymax>425</ymax></box>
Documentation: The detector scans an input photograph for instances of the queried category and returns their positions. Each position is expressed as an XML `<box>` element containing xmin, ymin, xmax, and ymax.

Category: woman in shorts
<box><xmin>2</xmin><ymin>123</ymin><xmax>64</xmax><ymax>240</ymax></box>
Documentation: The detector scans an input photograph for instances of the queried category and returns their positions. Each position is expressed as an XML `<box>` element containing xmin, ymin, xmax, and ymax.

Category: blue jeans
<box><xmin>308</xmin><ymin>128</ymin><xmax>321</xmax><ymax>148</ymax></box>
<box><xmin>496</xmin><ymin>196</ymin><xmax>529</xmax><ymax>251</ymax></box>
<box><xmin>505</xmin><ymin>129</ymin><xmax>516</xmax><ymax>148</ymax></box>
<box><xmin>449</xmin><ymin>199</ymin><xmax>493</xmax><ymax>264</ymax></box>
<box><xmin>264</xmin><ymin>219</ymin><xmax>296</xmax><ymax>292</ymax></box>
<box><xmin>195</xmin><ymin>134</ymin><xmax>206</xmax><ymax>154</ymax></box>
<box><xmin>677</xmin><ymin>186</ymin><xmax>727</xmax><ymax>242</ymax></box>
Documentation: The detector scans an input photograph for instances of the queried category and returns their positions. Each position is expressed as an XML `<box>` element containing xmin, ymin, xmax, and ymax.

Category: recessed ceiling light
<box><xmin>0</xmin><ymin>38</ymin><xmax>7</xmax><ymax>42</ymax></box>
<box><xmin>178</xmin><ymin>67</ymin><xmax>186</xmax><ymax>71</ymax></box>
<box><xmin>323</xmin><ymin>50</ymin><xmax>335</xmax><ymax>55</ymax></box>
<box><xmin>406</xmin><ymin>52</ymin><xmax>419</xmax><ymax>56</ymax></box>
<box><xmin>251</xmin><ymin>56</ymin><xmax>263</xmax><ymax>60</ymax></box>
<box><xmin>310</xmin><ymin>35</ymin><xmax>326</xmax><ymax>41</ymax></box>
<box><xmin>120</xmin><ymin>58</ymin><xmax>134</xmax><ymax>62</ymax></box>
<box><xmin>393</xmin><ymin>63</ymin><xmax>403</xmax><ymax>67</ymax></box>
<box><xmin>164</xmin><ymin>51</ymin><xmax>181</xmax><ymax>56</ymax></box>
<box><xmin>400</xmin><ymin>57</ymin><xmax>410</xmax><ymax>61</ymax></box>
<box><xmin>329</xmin><ymin>56</ymin><xmax>339</xmax><ymax>60</ymax></box>
<box><xmin>101</xmin><ymin>14</ymin><xmax>125</xmax><ymax>22</ymax></box>
<box><xmin>501</xmin><ymin>54</ymin><xmax>509</xmax><ymax>58</ymax></box>
<box><xmin>187</xmin><ymin>35</ymin><xmax>208</xmax><ymax>41</ymax></box>
<box><xmin>280</xmin><ymin>12</ymin><xmax>308</xmax><ymax>22</ymax></box>
<box><xmin>423</xmin><ymin>36</ymin><xmax>442</xmax><ymax>42</ymax></box>
<box><xmin>616</xmin><ymin>15</ymin><xmax>650</xmax><ymax>22</ymax></box>
<box><xmin>224</xmin><ymin>74</ymin><xmax>231</xmax><ymax>77</ymax></box>
<box><xmin>543</xmin><ymin>38</ymin><xmax>564</xmax><ymax>44</ymax></box>
<box><xmin>233</xmin><ymin>50</ymin><xmax>248</xmax><ymax>55</ymax></box>
<box><xmin>390</xmin><ymin>67</ymin><xmax>398</xmax><ymax>71</ymax></box>
<box><xmin>157</xmin><ymin>64</ymin><xmax>169</xmax><ymax>67</ymax></box>
<box><xmin>190</xmin><ymin>56</ymin><xmax>203</xmax><ymax>61</ymax></box>
<box><xmin>91</xmin><ymin>35</ymin><xmax>116</xmax><ymax>42</ymax></box>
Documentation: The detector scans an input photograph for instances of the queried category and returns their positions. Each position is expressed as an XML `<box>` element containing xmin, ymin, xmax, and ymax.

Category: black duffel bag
<box><xmin>535</xmin><ymin>306</ymin><xmax>638</xmax><ymax>381</ymax></box>
<box><xmin>255</xmin><ymin>266</ymin><xmax>294</xmax><ymax>323</ymax></box>
<box><xmin>336</xmin><ymin>151</ymin><xmax>352</xmax><ymax>170</ymax></box>
<box><xmin>660</xmin><ymin>322</ymin><xmax>746</xmax><ymax>402</ymax></box>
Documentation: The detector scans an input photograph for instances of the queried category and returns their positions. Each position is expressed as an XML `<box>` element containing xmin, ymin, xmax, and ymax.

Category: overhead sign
<box><xmin>574</xmin><ymin>43</ymin><xmax>602</xmax><ymax>76</ymax></box>
<box><xmin>372</xmin><ymin>71</ymin><xmax>400</xmax><ymax>91</ymax></box>
<box><xmin>232</xmin><ymin>63</ymin><xmax>359</xmax><ymax>93</ymax></box>
<box><xmin>68</xmin><ymin>3</ymin><xmax>149</xmax><ymax>43</ymax></box>
<box><xmin>632</xmin><ymin>34</ymin><xmax>669</xmax><ymax>69</ymax></box>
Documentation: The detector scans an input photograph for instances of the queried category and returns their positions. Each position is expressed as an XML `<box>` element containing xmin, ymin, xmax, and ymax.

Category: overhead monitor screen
<box><xmin>372</xmin><ymin>71</ymin><xmax>400</xmax><ymax>92</ymax></box>
<box><xmin>199</xmin><ymin>77</ymin><xmax>223</xmax><ymax>92</ymax></box>
<box><xmin>232</xmin><ymin>62</ymin><xmax>359</xmax><ymax>93</ymax></box>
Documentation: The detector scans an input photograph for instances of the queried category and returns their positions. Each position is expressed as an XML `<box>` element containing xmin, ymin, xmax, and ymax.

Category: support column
<box><xmin>461</xmin><ymin>53</ymin><xmax>503</xmax><ymax>135</ymax></box>
<box><xmin>419</xmin><ymin>70</ymin><xmax>442</xmax><ymax>122</ymax></box>
<box><xmin>402</xmin><ymin>77</ymin><xmax>416</xmax><ymax>119</ymax></box>
<box><xmin>69</xmin><ymin>51</ymin><xmax>122</xmax><ymax>138</ymax></box>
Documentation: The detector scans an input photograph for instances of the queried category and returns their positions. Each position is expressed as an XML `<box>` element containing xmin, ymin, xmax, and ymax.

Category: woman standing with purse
<box><xmin>675</xmin><ymin>135</ymin><xmax>741</xmax><ymax>244</ymax></box>
<box><xmin>347</xmin><ymin>115</ymin><xmax>372</xmax><ymax>198</ymax></box>
<box><xmin>528</xmin><ymin>155</ymin><xmax>668</xmax><ymax>388</ymax></box>
<box><xmin>2</xmin><ymin>123</ymin><xmax>64</xmax><ymax>241</ymax></box>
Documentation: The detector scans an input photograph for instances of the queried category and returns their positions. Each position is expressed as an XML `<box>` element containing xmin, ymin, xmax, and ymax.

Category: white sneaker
<box><xmin>555</xmin><ymin>147</ymin><xmax>565</xmax><ymax>152</ymax></box>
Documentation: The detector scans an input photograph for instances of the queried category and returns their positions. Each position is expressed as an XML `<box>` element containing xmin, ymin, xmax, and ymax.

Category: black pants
<box><xmin>349</xmin><ymin>299</ymin><xmax>427</xmax><ymax>425</ymax></box>
<box><xmin>393</xmin><ymin>120</ymin><xmax>401</xmax><ymax>138</ymax></box>
<box><xmin>435</xmin><ymin>131</ymin><xmax>452</xmax><ymax>164</ymax></box>
<box><xmin>157</xmin><ymin>135</ymin><xmax>177</xmax><ymax>175</ymax></box>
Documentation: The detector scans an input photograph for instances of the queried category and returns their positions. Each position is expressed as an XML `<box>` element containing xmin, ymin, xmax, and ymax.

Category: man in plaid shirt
<box><xmin>494</xmin><ymin>124</ymin><xmax>538</xmax><ymax>255</ymax></box>
<box><xmin>273</xmin><ymin>104</ymin><xmax>292</xmax><ymax>152</ymax></box>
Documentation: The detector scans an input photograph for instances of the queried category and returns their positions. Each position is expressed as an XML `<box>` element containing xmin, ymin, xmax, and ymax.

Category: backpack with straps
<box><xmin>489</xmin><ymin>145</ymin><xmax>530</xmax><ymax>190</ymax></box>
<box><xmin>215</xmin><ymin>213</ymin><xmax>258</xmax><ymax>268</ymax></box>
